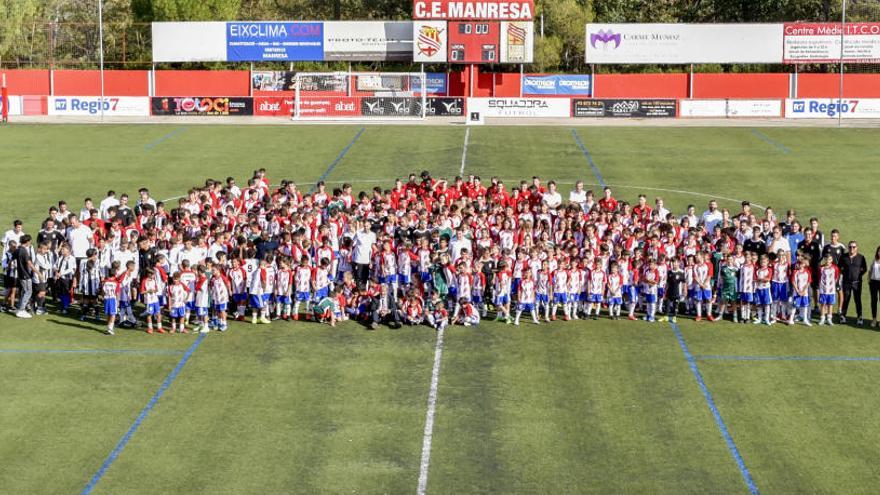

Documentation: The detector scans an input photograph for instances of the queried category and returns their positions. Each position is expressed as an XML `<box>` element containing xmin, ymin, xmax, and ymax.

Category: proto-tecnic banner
<box><xmin>585</xmin><ymin>23</ymin><xmax>783</xmax><ymax>64</ymax></box>
<box><xmin>413</xmin><ymin>0</ymin><xmax>535</xmax><ymax>20</ymax></box>
<box><xmin>783</xmin><ymin>23</ymin><xmax>880</xmax><ymax>63</ymax></box>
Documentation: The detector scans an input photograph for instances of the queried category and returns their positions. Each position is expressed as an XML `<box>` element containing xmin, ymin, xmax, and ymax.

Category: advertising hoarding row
<box><xmin>146</xmin><ymin>96</ymin><xmax>465</xmax><ymax>117</ymax></box>
<box><xmin>251</xmin><ymin>71</ymin><xmax>449</xmax><ymax>95</ymax></box>
<box><xmin>586</xmin><ymin>22</ymin><xmax>880</xmax><ymax>65</ymax></box>
<box><xmin>154</xmin><ymin>21</ymin><xmax>413</xmax><ymax>62</ymax></box>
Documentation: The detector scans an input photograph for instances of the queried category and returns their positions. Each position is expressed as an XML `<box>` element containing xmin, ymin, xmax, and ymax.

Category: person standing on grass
<box><xmin>869</xmin><ymin>246</ymin><xmax>880</xmax><ymax>328</ymax></box>
<box><xmin>839</xmin><ymin>241</ymin><xmax>867</xmax><ymax>326</ymax></box>
<box><xmin>798</xmin><ymin>228</ymin><xmax>822</xmax><ymax>310</ymax></box>
<box><xmin>701</xmin><ymin>200</ymin><xmax>723</xmax><ymax>234</ymax></box>
<box><xmin>2</xmin><ymin>219</ymin><xmax>24</xmax><ymax>261</ymax></box>
<box><xmin>352</xmin><ymin>219</ymin><xmax>376</xmax><ymax>284</ymax></box>
<box><xmin>14</xmin><ymin>235</ymin><xmax>35</xmax><ymax>318</ymax></box>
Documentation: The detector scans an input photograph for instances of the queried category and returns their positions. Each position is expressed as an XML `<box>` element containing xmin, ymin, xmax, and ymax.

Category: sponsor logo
<box><xmin>417</xmin><ymin>25</ymin><xmax>445</xmax><ymax>57</ymax></box>
<box><xmin>364</xmin><ymin>100</ymin><xmax>383</xmax><ymax>115</ymax></box>
<box><xmin>441</xmin><ymin>100</ymin><xmax>461</xmax><ymax>114</ymax></box>
<box><xmin>792</xmin><ymin>101</ymin><xmax>806</xmax><ymax>113</ymax></box>
<box><xmin>335</xmin><ymin>101</ymin><xmax>356</xmax><ymax>112</ymax></box>
<box><xmin>590</xmin><ymin>30</ymin><xmax>622</xmax><ymax>49</ymax></box>
<box><xmin>488</xmin><ymin>99</ymin><xmax>548</xmax><ymax>109</ymax></box>
<box><xmin>55</xmin><ymin>99</ymin><xmax>67</xmax><ymax>111</ymax></box>
<box><xmin>609</xmin><ymin>100</ymin><xmax>640</xmax><ymax>113</ymax></box>
<box><xmin>53</xmin><ymin>97</ymin><xmax>122</xmax><ymax>114</ymax></box>
<box><xmin>391</xmin><ymin>100</ymin><xmax>411</xmax><ymax>114</ymax></box>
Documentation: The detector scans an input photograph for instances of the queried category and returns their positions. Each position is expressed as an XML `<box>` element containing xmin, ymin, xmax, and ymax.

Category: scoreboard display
<box><xmin>449</xmin><ymin>21</ymin><xmax>500</xmax><ymax>63</ymax></box>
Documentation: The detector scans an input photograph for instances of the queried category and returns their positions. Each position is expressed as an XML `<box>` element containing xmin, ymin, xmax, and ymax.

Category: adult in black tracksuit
<box><xmin>839</xmin><ymin>241</ymin><xmax>867</xmax><ymax>325</ymax></box>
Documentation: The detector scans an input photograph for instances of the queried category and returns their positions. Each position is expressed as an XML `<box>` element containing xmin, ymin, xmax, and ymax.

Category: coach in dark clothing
<box><xmin>798</xmin><ymin>228</ymin><xmax>823</xmax><ymax>301</ymax></box>
<box><xmin>137</xmin><ymin>239</ymin><xmax>157</xmax><ymax>278</ymax></box>
<box><xmin>840</xmin><ymin>241</ymin><xmax>868</xmax><ymax>325</ymax></box>
<box><xmin>254</xmin><ymin>231</ymin><xmax>279</xmax><ymax>261</ymax></box>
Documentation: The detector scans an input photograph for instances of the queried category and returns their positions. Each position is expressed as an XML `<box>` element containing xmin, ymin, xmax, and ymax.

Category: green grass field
<box><xmin>2</xmin><ymin>123</ymin><xmax>880</xmax><ymax>494</ymax></box>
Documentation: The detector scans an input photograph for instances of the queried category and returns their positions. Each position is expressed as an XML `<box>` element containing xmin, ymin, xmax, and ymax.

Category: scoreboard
<box><xmin>412</xmin><ymin>1</ymin><xmax>534</xmax><ymax>64</ymax></box>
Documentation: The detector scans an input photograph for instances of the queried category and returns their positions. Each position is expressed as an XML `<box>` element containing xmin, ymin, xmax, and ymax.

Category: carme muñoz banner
<box><xmin>413</xmin><ymin>0</ymin><xmax>534</xmax><ymax>20</ymax></box>
<box><xmin>585</xmin><ymin>23</ymin><xmax>783</xmax><ymax>64</ymax></box>
<box><xmin>467</xmin><ymin>98</ymin><xmax>570</xmax><ymax>117</ymax></box>
<box><xmin>48</xmin><ymin>96</ymin><xmax>150</xmax><ymax>116</ymax></box>
<box><xmin>783</xmin><ymin>23</ymin><xmax>880</xmax><ymax>63</ymax></box>
<box><xmin>522</xmin><ymin>75</ymin><xmax>591</xmax><ymax>96</ymax></box>
<box><xmin>153</xmin><ymin>21</ymin><xmax>412</xmax><ymax>62</ymax></box>
<box><xmin>786</xmin><ymin>98</ymin><xmax>880</xmax><ymax>119</ymax></box>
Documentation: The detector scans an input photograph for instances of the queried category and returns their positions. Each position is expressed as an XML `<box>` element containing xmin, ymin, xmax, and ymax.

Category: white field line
<box><xmin>460</xmin><ymin>127</ymin><xmax>471</xmax><ymax>176</ymax></box>
<box><xmin>417</xmin><ymin>326</ymin><xmax>446</xmax><ymax>495</ymax></box>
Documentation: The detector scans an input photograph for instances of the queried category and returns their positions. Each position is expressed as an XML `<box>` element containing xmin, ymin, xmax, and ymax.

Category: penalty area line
<box><xmin>417</xmin><ymin>326</ymin><xmax>446</xmax><ymax>495</ymax></box>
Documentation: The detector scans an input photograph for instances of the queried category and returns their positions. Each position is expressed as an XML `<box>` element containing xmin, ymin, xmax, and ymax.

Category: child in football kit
<box><xmin>211</xmin><ymin>265</ymin><xmax>231</xmax><ymax>332</ymax></box>
<box><xmin>168</xmin><ymin>272</ymin><xmax>190</xmax><ymax>334</ymax></box>
<box><xmin>193</xmin><ymin>266</ymin><xmax>212</xmax><ymax>333</ymax></box>
<box><xmin>716</xmin><ymin>254</ymin><xmax>740</xmax><ymax>323</ymax></box>
<box><xmin>141</xmin><ymin>268</ymin><xmax>164</xmax><ymax>334</ymax></box>
<box><xmin>513</xmin><ymin>270</ymin><xmax>539</xmax><ymax>326</ymax></box>
<box><xmin>426</xmin><ymin>294</ymin><xmax>449</xmax><ymax>331</ymax></box>
<box><xmin>101</xmin><ymin>266</ymin><xmax>121</xmax><ymax>335</ymax></box>
<box><xmin>293</xmin><ymin>256</ymin><xmax>312</xmax><ymax>321</ymax></box>
<box><xmin>606</xmin><ymin>262</ymin><xmax>625</xmax><ymax>320</ymax></box>
<box><xmin>584</xmin><ymin>263</ymin><xmax>606</xmax><ymax>320</ymax></box>
<box><xmin>818</xmin><ymin>255</ymin><xmax>841</xmax><ymax>326</ymax></box>
<box><xmin>79</xmin><ymin>249</ymin><xmax>102</xmax><ymax>321</ymax></box>
<box><xmin>664</xmin><ymin>258</ymin><xmax>686</xmax><ymax>323</ymax></box>
<box><xmin>788</xmin><ymin>259</ymin><xmax>813</xmax><ymax>326</ymax></box>
<box><xmin>754</xmin><ymin>256</ymin><xmax>774</xmax><ymax>326</ymax></box>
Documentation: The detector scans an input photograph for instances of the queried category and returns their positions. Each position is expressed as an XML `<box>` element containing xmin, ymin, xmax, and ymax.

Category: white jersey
<box><xmin>755</xmin><ymin>267</ymin><xmax>772</xmax><ymax>290</ymax></box>
<box><xmin>772</xmin><ymin>261</ymin><xmax>790</xmax><ymax>284</ymax></box>
<box><xmin>276</xmin><ymin>269</ymin><xmax>293</xmax><ymax>296</ymax></box>
<box><xmin>295</xmin><ymin>266</ymin><xmax>312</xmax><ymax>293</ymax></box>
<box><xmin>588</xmin><ymin>269</ymin><xmax>607</xmax><ymax>295</ymax></box>
<box><xmin>536</xmin><ymin>271</ymin><xmax>550</xmax><ymax>296</ymax></box>
<box><xmin>518</xmin><ymin>279</ymin><xmax>536</xmax><ymax>304</ymax></box>
<box><xmin>739</xmin><ymin>264</ymin><xmax>756</xmax><ymax>294</ymax></box>
<box><xmin>102</xmin><ymin>279</ymin><xmax>120</xmax><ymax>300</ymax></box>
<box><xmin>168</xmin><ymin>284</ymin><xmax>189</xmax><ymax>308</ymax></box>
<box><xmin>141</xmin><ymin>278</ymin><xmax>160</xmax><ymax>305</ymax></box>
<box><xmin>552</xmin><ymin>269</ymin><xmax>569</xmax><ymax>294</ymax></box>
<box><xmin>194</xmin><ymin>278</ymin><xmax>211</xmax><ymax>308</ymax></box>
<box><xmin>211</xmin><ymin>277</ymin><xmax>230</xmax><ymax>305</ymax></box>
<box><xmin>819</xmin><ymin>265</ymin><xmax>840</xmax><ymax>295</ymax></box>
<box><xmin>249</xmin><ymin>268</ymin><xmax>268</xmax><ymax>296</ymax></box>
<box><xmin>179</xmin><ymin>271</ymin><xmax>197</xmax><ymax>303</ymax></box>
<box><xmin>229</xmin><ymin>267</ymin><xmax>248</xmax><ymax>294</ymax></box>
<box><xmin>607</xmin><ymin>273</ymin><xmax>624</xmax><ymax>298</ymax></box>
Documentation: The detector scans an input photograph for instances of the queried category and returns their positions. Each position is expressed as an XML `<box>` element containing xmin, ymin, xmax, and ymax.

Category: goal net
<box><xmin>293</xmin><ymin>72</ymin><xmax>427</xmax><ymax>120</ymax></box>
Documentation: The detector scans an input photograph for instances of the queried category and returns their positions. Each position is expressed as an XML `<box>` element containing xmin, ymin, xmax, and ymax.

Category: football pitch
<box><xmin>2</xmin><ymin>123</ymin><xmax>880</xmax><ymax>494</ymax></box>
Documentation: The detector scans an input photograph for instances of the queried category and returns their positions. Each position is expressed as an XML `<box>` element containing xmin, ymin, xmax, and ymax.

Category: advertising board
<box><xmin>467</xmin><ymin>98</ymin><xmax>570</xmax><ymax>117</ymax></box>
<box><xmin>150</xmin><ymin>97</ymin><xmax>254</xmax><ymax>116</ymax></box>
<box><xmin>572</xmin><ymin>99</ymin><xmax>677</xmax><ymax>118</ymax></box>
<box><xmin>49</xmin><ymin>96</ymin><xmax>150</xmax><ymax>116</ymax></box>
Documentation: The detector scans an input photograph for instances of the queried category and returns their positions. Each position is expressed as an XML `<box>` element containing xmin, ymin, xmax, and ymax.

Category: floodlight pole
<box><xmin>98</xmin><ymin>0</ymin><xmax>105</xmax><ymax>122</ymax></box>
<box><xmin>838</xmin><ymin>0</ymin><xmax>846</xmax><ymax>128</ymax></box>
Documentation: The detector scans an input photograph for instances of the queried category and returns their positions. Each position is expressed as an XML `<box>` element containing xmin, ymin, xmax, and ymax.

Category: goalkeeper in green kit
<box><xmin>716</xmin><ymin>254</ymin><xmax>740</xmax><ymax>323</ymax></box>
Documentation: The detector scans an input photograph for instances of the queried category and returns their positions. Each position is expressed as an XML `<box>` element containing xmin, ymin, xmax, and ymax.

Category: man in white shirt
<box><xmin>66</xmin><ymin>215</ymin><xmax>94</xmax><ymax>260</ymax></box>
<box><xmin>1</xmin><ymin>220</ymin><xmax>24</xmax><ymax>260</ymax></box>
<box><xmin>568</xmin><ymin>181</ymin><xmax>587</xmax><ymax>210</ymax></box>
<box><xmin>655</xmin><ymin>197</ymin><xmax>670</xmax><ymax>221</ymax></box>
<box><xmin>541</xmin><ymin>181</ymin><xmax>562</xmax><ymax>211</ymax></box>
<box><xmin>701</xmin><ymin>200</ymin><xmax>724</xmax><ymax>233</ymax></box>
<box><xmin>99</xmin><ymin>191</ymin><xmax>119</xmax><ymax>221</ymax></box>
<box><xmin>450</xmin><ymin>227</ymin><xmax>472</xmax><ymax>263</ymax></box>
<box><xmin>352</xmin><ymin>220</ymin><xmax>377</xmax><ymax>283</ymax></box>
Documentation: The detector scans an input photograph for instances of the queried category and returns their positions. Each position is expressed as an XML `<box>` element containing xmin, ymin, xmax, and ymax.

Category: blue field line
<box><xmin>671</xmin><ymin>323</ymin><xmax>760</xmax><ymax>495</ymax></box>
<box><xmin>0</xmin><ymin>348</ymin><xmax>185</xmax><ymax>355</ymax></box>
<box><xmin>697</xmin><ymin>355</ymin><xmax>880</xmax><ymax>362</ymax></box>
<box><xmin>750</xmin><ymin>129</ymin><xmax>790</xmax><ymax>154</ymax></box>
<box><xmin>309</xmin><ymin>127</ymin><xmax>365</xmax><ymax>193</ymax></box>
<box><xmin>571</xmin><ymin>129</ymin><xmax>606</xmax><ymax>188</ymax></box>
<box><xmin>144</xmin><ymin>127</ymin><xmax>187</xmax><ymax>152</ymax></box>
<box><xmin>82</xmin><ymin>333</ymin><xmax>206</xmax><ymax>495</ymax></box>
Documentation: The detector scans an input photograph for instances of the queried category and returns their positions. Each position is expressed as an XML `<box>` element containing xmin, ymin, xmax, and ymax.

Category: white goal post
<box><xmin>293</xmin><ymin>72</ymin><xmax>428</xmax><ymax>120</ymax></box>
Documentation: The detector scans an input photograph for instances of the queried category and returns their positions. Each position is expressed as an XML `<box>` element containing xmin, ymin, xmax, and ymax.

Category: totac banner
<box><xmin>413</xmin><ymin>0</ymin><xmax>535</xmax><ymax>21</ymax></box>
<box><xmin>572</xmin><ymin>99</ymin><xmax>677</xmax><ymax>118</ymax></box>
<box><xmin>522</xmin><ymin>75</ymin><xmax>592</xmax><ymax>96</ymax></box>
<box><xmin>467</xmin><ymin>97</ymin><xmax>570</xmax><ymax>117</ymax></box>
<box><xmin>253</xmin><ymin>96</ymin><xmax>295</xmax><ymax>116</ymax></box>
<box><xmin>151</xmin><ymin>97</ymin><xmax>254</xmax><ymax>116</ymax></box>
<box><xmin>786</xmin><ymin>98</ymin><xmax>880</xmax><ymax>119</ymax></box>
<box><xmin>227</xmin><ymin>22</ymin><xmax>324</xmax><ymax>61</ymax></box>
<box><xmin>252</xmin><ymin>71</ymin><xmax>296</xmax><ymax>92</ymax></box>
<box><xmin>323</xmin><ymin>21</ymin><xmax>413</xmax><ymax>61</ymax></box>
<box><xmin>414</xmin><ymin>21</ymin><xmax>449</xmax><ymax>63</ymax></box>
<box><xmin>585</xmin><ymin>23</ymin><xmax>783</xmax><ymax>64</ymax></box>
<box><xmin>679</xmin><ymin>99</ymin><xmax>782</xmax><ymax>118</ymax></box>
<box><xmin>48</xmin><ymin>96</ymin><xmax>150</xmax><ymax>116</ymax></box>
<box><xmin>783</xmin><ymin>23</ymin><xmax>880</xmax><ymax>63</ymax></box>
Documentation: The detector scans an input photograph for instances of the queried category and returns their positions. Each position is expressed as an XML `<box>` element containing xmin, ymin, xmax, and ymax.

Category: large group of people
<box><xmin>2</xmin><ymin>169</ymin><xmax>880</xmax><ymax>336</ymax></box>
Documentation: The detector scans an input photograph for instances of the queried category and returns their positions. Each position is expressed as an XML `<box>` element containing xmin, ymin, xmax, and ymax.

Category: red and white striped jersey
<box><xmin>755</xmin><ymin>267</ymin><xmax>772</xmax><ymax>290</ymax></box>
<box><xmin>739</xmin><ymin>264</ymin><xmax>756</xmax><ymax>293</ymax></box>
<box><xmin>819</xmin><ymin>265</ymin><xmax>840</xmax><ymax>295</ymax></box>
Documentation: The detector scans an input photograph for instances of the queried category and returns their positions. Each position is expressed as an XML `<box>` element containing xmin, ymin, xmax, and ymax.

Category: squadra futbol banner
<box><xmin>413</xmin><ymin>0</ymin><xmax>534</xmax><ymax>21</ymax></box>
